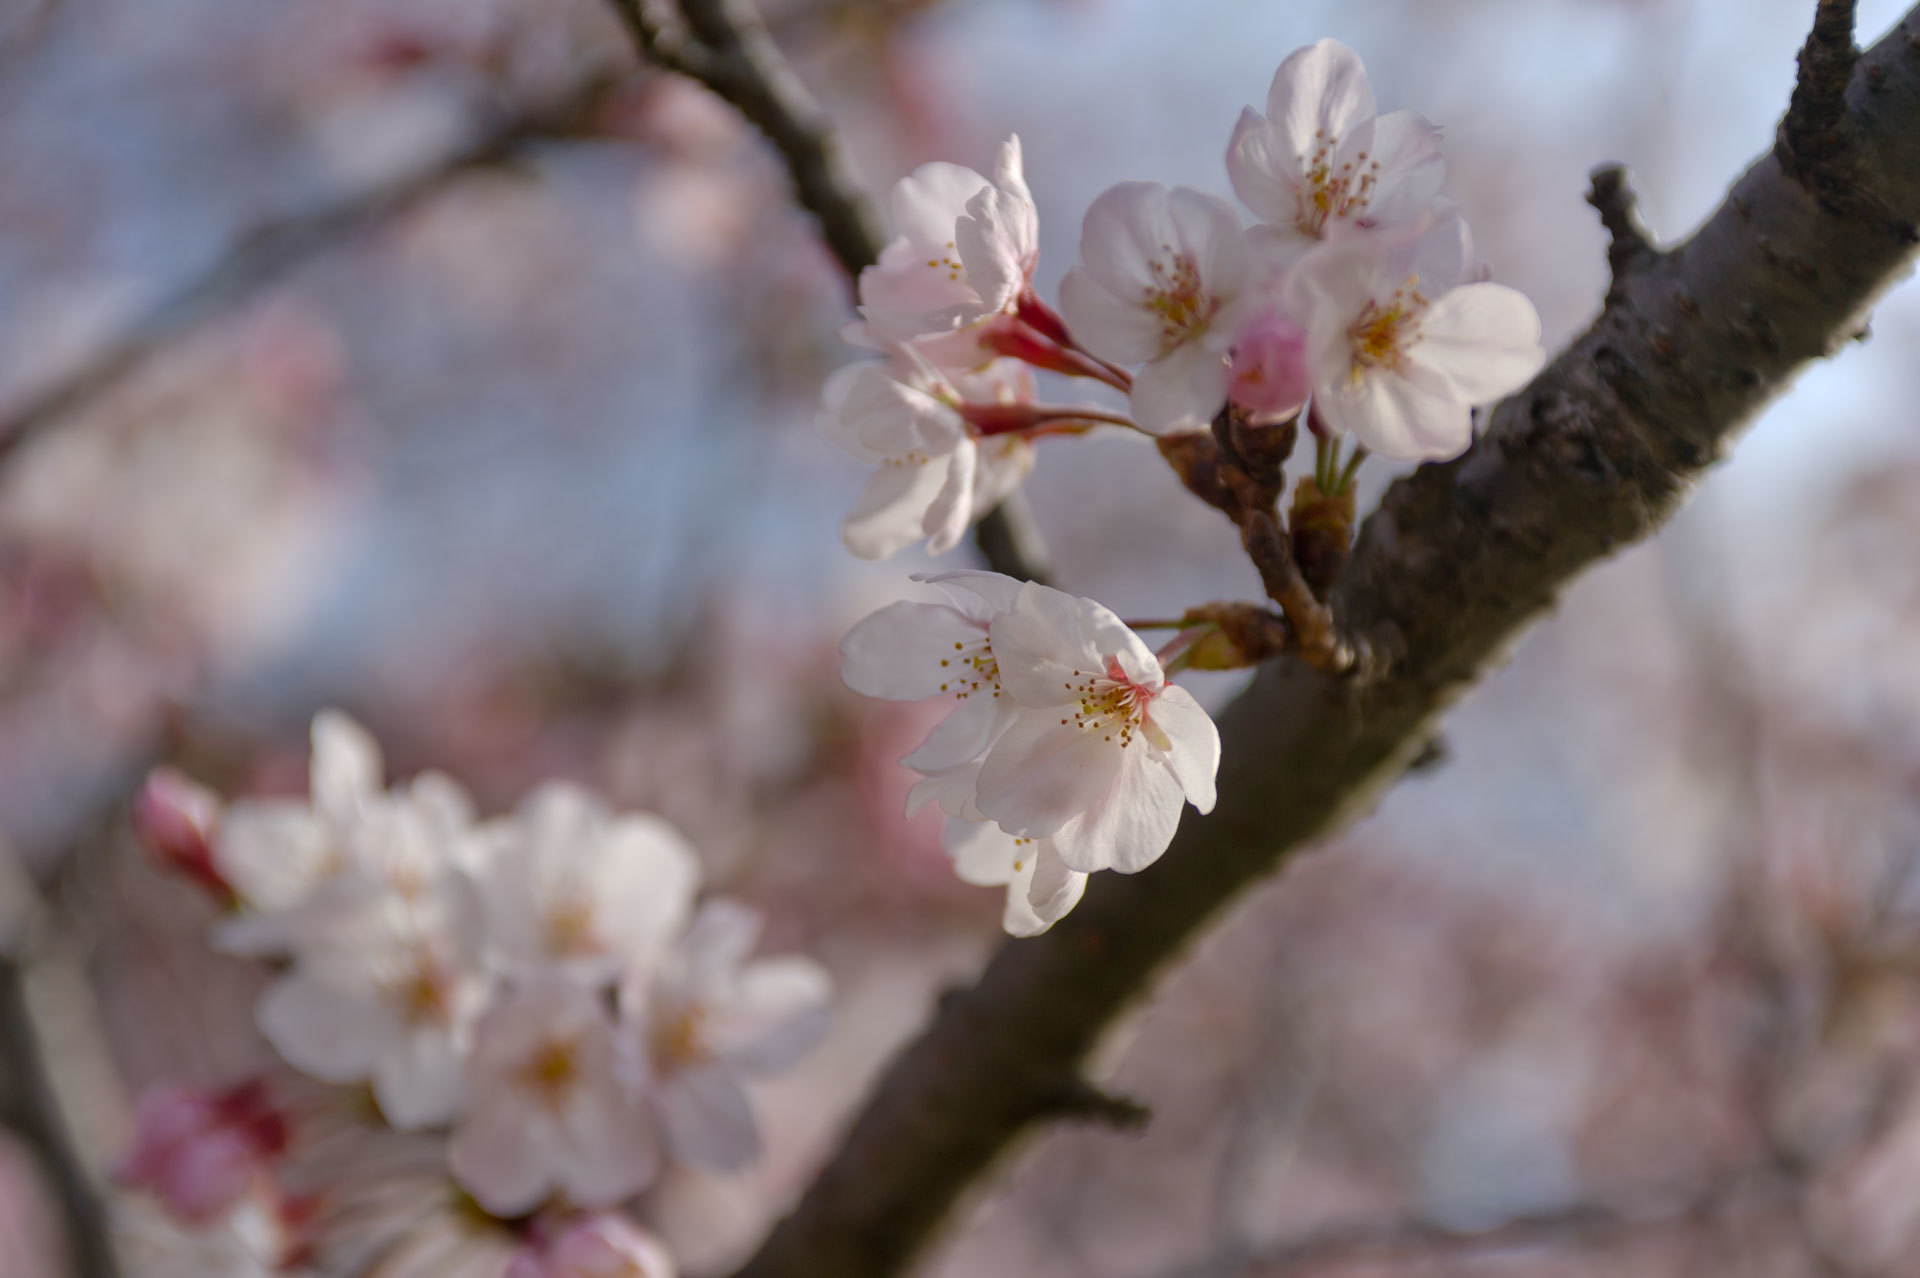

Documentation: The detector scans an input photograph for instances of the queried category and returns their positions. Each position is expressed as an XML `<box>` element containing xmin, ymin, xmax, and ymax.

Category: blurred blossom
<box><xmin>507</xmin><ymin>1214</ymin><xmax>677</xmax><ymax>1278</ymax></box>
<box><xmin>117</xmin><ymin>1081</ymin><xmax>291</xmax><ymax>1225</ymax></box>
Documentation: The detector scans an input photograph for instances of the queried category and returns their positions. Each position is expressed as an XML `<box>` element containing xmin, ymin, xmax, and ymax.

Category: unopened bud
<box><xmin>1227</xmin><ymin>312</ymin><xmax>1310</xmax><ymax>421</ymax></box>
<box><xmin>1290</xmin><ymin>476</ymin><xmax>1357</xmax><ymax>596</ymax></box>
<box><xmin>134</xmin><ymin>769</ymin><xmax>230</xmax><ymax>901</ymax></box>
<box><xmin>1174</xmin><ymin>604</ymin><xmax>1292</xmax><ymax>670</ymax></box>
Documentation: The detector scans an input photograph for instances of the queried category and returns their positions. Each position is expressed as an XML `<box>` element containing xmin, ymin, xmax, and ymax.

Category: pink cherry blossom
<box><xmin>448</xmin><ymin>981</ymin><xmax>659</xmax><ymax>1217</ymax></box>
<box><xmin>133</xmin><ymin>767</ymin><xmax>229</xmax><ymax>900</ymax></box>
<box><xmin>1058</xmin><ymin>182</ymin><xmax>1249</xmax><ymax>432</ymax></box>
<box><xmin>1227</xmin><ymin>308</ymin><xmax>1312</xmax><ymax>420</ymax></box>
<box><xmin>1227</xmin><ymin>39</ymin><xmax>1445</xmax><ymax>253</ymax></box>
<box><xmin>506</xmin><ymin>1215</ymin><xmax>677</xmax><ymax>1278</ymax></box>
<box><xmin>117</xmin><ymin>1081</ymin><xmax>290</xmax><ymax>1224</ymax></box>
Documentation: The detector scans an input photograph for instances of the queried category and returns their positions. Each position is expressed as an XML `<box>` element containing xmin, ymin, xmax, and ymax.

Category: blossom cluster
<box><xmin>824</xmin><ymin>41</ymin><xmax>1544</xmax><ymax>933</ymax></box>
<box><xmin>125</xmin><ymin>712</ymin><xmax>832</xmax><ymax>1276</ymax></box>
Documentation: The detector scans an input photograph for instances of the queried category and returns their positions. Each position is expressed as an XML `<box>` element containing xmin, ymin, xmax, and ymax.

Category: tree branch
<box><xmin>1586</xmin><ymin>163</ymin><xmax>1663</xmax><ymax>305</ymax></box>
<box><xmin>729</xmin><ymin>8</ymin><xmax>1920</xmax><ymax>1278</ymax></box>
<box><xmin>0</xmin><ymin>72</ymin><xmax>624</xmax><ymax>470</ymax></box>
<box><xmin>604</xmin><ymin>0</ymin><xmax>1053</xmax><ymax>585</ymax></box>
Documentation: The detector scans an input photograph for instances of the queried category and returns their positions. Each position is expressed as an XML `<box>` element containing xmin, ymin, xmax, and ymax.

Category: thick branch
<box><xmin>0</xmin><ymin>74</ymin><xmax>623</xmax><ymax>469</ymax></box>
<box><xmin>606</xmin><ymin>0</ymin><xmax>1050</xmax><ymax>583</ymax></box>
<box><xmin>731</xmin><ymin>9</ymin><xmax>1920</xmax><ymax>1278</ymax></box>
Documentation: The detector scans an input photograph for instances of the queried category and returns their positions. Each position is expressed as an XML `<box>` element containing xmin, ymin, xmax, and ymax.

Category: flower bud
<box><xmin>133</xmin><ymin>768</ymin><xmax>230</xmax><ymax>902</ymax></box>
<box><xmin>116</xmin><ymin>1080</ymin><xmax>289</xmax><ymax>1224</ymax></box>
<box><xmin>1227</xmin><ymin>312</ymin><xmax>1310</xmax><ymax>421</ymax></box>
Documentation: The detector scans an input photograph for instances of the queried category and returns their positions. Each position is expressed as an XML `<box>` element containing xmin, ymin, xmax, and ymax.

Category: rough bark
<box><xmin>730</xmin><ymin>8</ymin><xmax>1920</xmax><ymax>1277</ymax></box>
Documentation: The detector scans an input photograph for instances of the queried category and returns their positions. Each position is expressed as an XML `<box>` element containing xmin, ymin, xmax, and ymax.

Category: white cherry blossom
<box><xmin>840</xmin><ymin>570</ymin><xmax>1027</xmax><ymax>789</ymax></box>
<box><xmin>1058</xmin><ymin>182</ymin><xmax>1249</xmax><ymax>432</ymax></box>
<box><xmin>1227</xmin><ymin>39</ymin><xmax>1445</xmax><ymax>254</ymax></box>
<box><xmin>507</xmin><ymin>1216</ymin><xmax>677</xmax><ymax>1278</ymax></box>
<box><xmin>447</xmin><ymin>981</ymin><xmax>659</xmax><ymax>1218</ymax></box>
<box><xmin>944</xmin><ymin>818</ymin><xmax>1086</xmax><ymax>936</ymax></box>
<box><xmin>1286</xmin><ymin>213</ymin><xmax>1544</xmax><ymax>460</ymax></box>
<box><xmin>477</xmin><ymin>781</ymin><xmax>700</xmax><ymax>987</ymax></box>
<box><xmin>627</xmin><ymin>900</ymin><xmax>831</xmax><ymax>1172</ymax></box>
<box><xmin>854</xmin><ymin>135</ymin><xmax>1038</xmax><ymax>343</ymax></box>
<box><xmin>973</xmin><ymin>582</ymin><xmax>1221</xmax><ymax>874</ymax></box>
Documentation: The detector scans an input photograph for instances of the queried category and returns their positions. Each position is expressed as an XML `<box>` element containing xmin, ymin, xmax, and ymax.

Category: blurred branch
<box><xmin>0</xmin><ymin>853</ymin><xmax>119</xmax><ymax>1278</ymax></box>
<box><xmin>728</xmin><ymin>8</ymin><xmax>1920</xmax><ymax>1278</ymax></box>
<box><xmin>0</xmin><ymin>70</ymin><xmax>626</xmax><ymax>471</ymax></box>
<box><xmin>604</xmin><ymin>0</ymin><xmax>1052</xmax><ymax>584</ymax></box>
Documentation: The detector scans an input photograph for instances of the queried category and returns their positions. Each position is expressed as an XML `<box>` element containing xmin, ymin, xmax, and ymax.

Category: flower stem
<box><xmin>1335</xmin><ymin>444</ymin><xmax>1368</xmax><ymax>494</ymax></box>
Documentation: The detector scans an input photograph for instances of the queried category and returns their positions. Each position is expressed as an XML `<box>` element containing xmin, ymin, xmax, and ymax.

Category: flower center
<box><xmin>1297</xmin><ymin>131</ymin><xmax>1382</xmax><ymax>236</ymax></box>
<box><xmin>922</xmin><ymin>238</ymin><xmax>964</xmax><ymax>284</ymax></box>
<box><xmin>1141</xmin><ymin>250</ymin><xmax>1215</xmax><ymax>351</ymax></box>
<box><xmin>543</xmin><ymin>897</ymin><xmax>599</xmax><ymax>958</ymax></box>
<box><xmin>653</xmin><ymin>1005</ymin><xmax>710</xmax><ymax>1071</ymax></box>
<box><xmin>517</xmin><ymin>1035</ymin><xmax>582</xmax><ymax>1107</ymax></box>
<box><xmin>1060</xmin><ymin>656</ymin><xmax>1164</xmax><ymax>749</ymax></box>
<box><xmin>937</xmin><ymin>633</ymin><xmax>1002</xmax><ymax>704</ymax></box>
<box><xmin>1347</xmin><ymin>279</ymin><xmax>1428</xmax><ymax>377</ymax></box>
<box><xmin>384</xmin><ymin>944</ymin><xmax>455</xmax><ymax>1027</ymax></box>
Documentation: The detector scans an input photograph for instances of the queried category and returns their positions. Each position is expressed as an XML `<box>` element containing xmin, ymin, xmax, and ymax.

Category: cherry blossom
<box><xmin>944</xmin><ymin>818</ymin><xmax>1086</xmax><ymax>936</ymax></box>
<box><xmin>1227</xmin><ymin>307</ymin><xmax>1312</xmax><ymax>420</ymax></box>
<box><xmin>973</xmin><ymin>583</ymin><xmax>1221</xmax><ymax>874</ymax></box>
<box><xmin>627</xmin><ymin>900</ymin><xmax>831</xmax><ymax>1171</ymax></box>
<box><xmin>1226</xmin><ymin>39</ymin><xmax>1445</xmax><ymax>254</ymax></box>
<box><xmin>1285</xmin><ymin>213</ymin><xmax>1544</xmax><ymax>460</ymax></box>
<box><xmin>506</xmin><ymin>1215</ymin><xmax>677</xmax><ymax>1278</ymax></box>
<box><xmin>447</xmin><ymin>981</ymin><xmax>659</xmax><ymax>1217</ymax></box>
<box><xmin>840</xmin><ymin>569</ymin><xmax>1026</xmax><ymax>787</ymax></box>
<box><xmin>477</xmin><ymin>781</ymin><xmax>700</xmax><ymax>986</ymax></box>
<box><xmin>133</xmin><ymin>767</ymin><xmax>228</xmax><ymax>900</ymax></box>
<box><xmin>854</xmin><ymin>135</ymin><xmax>1038</xmax><ymax>343</ymax></box>
<box><xmin>1058</xmin><ymin>182</ymin><xmax>1250</xmax><ymax>432</ymax></box>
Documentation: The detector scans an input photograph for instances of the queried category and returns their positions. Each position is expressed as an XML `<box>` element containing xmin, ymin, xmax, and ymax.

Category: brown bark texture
<box><xmin>721</xmin><ymin>6</ymin><xmax>1920</xmax><ymax>1277</ymax></box>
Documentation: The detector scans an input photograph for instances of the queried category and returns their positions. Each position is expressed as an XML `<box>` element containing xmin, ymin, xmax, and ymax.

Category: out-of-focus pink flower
<box><xmin>1227</xmin><ymin>310</ymin><xmax>1311</xmax><ymax>420</ymax></box>
<box><xmin>117</xmin><ymin>1081</ymin><xmax>290</xmax><ymax>1225</ymax></box>
<box><xmin>134</xmin><ymin>768</ymin><xmax>230</xmax><ymax>901</ymax></box>
<box><xmin>506</xmin><ymin>1214</ymin><xmax>677</xmax><ymax>1278</ymax></box>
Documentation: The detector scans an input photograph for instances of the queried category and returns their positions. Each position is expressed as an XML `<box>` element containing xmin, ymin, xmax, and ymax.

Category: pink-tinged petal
<box><xmin>1268</xmin><ymin>39</ymin><xmax>1376</xmax><ymax>161</ymax></box>
<box><xmin>658</xmin><ymin>1065</ymin><xmax>759</xmax><ymax>1172</ymax></box>
<box><xmin>990</xmin><ymin>134</ymin><xmax>1032</xmax><ymax>209</ymax></box>
<box><xmin>1406</xmin><ymin>283</ymin><xmax>1545</xmax><ymax>404</ymax></box>
<box><xmin>212</xmin><ymin>800</ymin><xmax>333</xmax><ymax>917</ymax></box>
<box><xmin>310</xmin><ymin>710</ymin><xmax>382</xmax><ymax>823</ymax></box>
<box><xmin>1168</xmin><ymin>186</ymin><xmax>1248</xmax><ymax>302</ymax></box>
<box><xmin>987</xmin><ymin>584</ymin><xmax>1153</xmax><ymax>705</ymax></box>
<box><xmin>902</xmin><ymin>695</ymin><xmax>1017</xmax><ymax>774</ymax></box>
<box><xmin>970</xmin><ymin>435</ymin><xmax>1035</xmax><ymax>516</ymax></box>
<box><xmin>1402</xmin><ymin>204</ymin><xmax>1474</xmax><ymax>292</ymax></box>
<box><xmin>1317</xmin><ymin>366</ymin><xmax>1473</xmax><ymax>460</ymax></box>
<box><xmin>1357</xmin><ymin>110</ymin><xmax>1447</xmax><ymax>228</ymax></box>
<box><xmin>555</xmin><ymin>1086</ymin><xmax>658</xmax><ymax>1208</ymax></box>
<box><xmin>1058</xmin><ymin>267</ymin><xmax>1165</xmax><ymax>365</ymax></box>
<box><xmin>921</xmin><ymin>437</ymin><xmax>977</xmax><ymax>556</ymax></box>
<box><xmin>1282</xmin><ymin>242</ymin><xmax>1385</xmax><ymax>394</ymax></box>
<box><xmin>1023</xmin><ymin>842</ymin><xmax>1087</xmax><ymax>935</ymax></box>
<box><xmin>840</xmin><ymin>601</ymin><xmax>983</xmax><ymax>701</ymax></box>
<box><xmin>681</xmin><ymin>899</ymin><xmax>762</xmax><ymax>995</ymax></box>
<box><xmin>908</xmin><ymin>765</ymin><xmax>982</xmax><ymax>820</ymax></box>
<box><xmin>975</xmin><ymin>714</ymin><xmax>1125</xmax><ymax>838</ymax></box>
<box><xmin>540</xmin><ymin>1217</ymin><xmax>678</xmax><ymax>1278</ymax></box>
<box><xmin>842</xmin><ymin>459</ymin><xmax>951</xmax><ymax>561</ymax></box>
<box><xmin>890</xmin><ymin>161</ymin><xmax>990</xmax><ymax>249</ymax></box>
<box><xmin>256</xmin><ymin>974</ymin><xmax>390</xmax><ymax>1083</ymax></box>
<box><xmin>956</xmin><ymin>174</ymin><xmax>1036</xmax><ymax>315</ymax></box>
<box><xmin>1229</xmin><ymin>309</ymin><xmax>1312</xmax><ymax>418</ymax></box>
<box><xmin>709</xmin><ymin>957</ymin><xmax>832</xmax><ymax>1073</ymax></box>
<box><xmin>1226</xmin><ymin>106</ymin><xmax>1298</xmax><ymax>226</ymax></box>
<box><xmin>1146</xmin><ymin>685</ymin><xmax>1221</xmax><ymax>813</ymax></box>
<box><xmin>1131</xmin><ymin>340</ymin><xmax>1231</xmax><ymax>434</ymax></box>
<box><xmin>945</xmin><ymin>817</ymin><xmax>1016</xmax><ymax>887</ymax></box>
<box><xmin>448</xmin><ymin>1094</ymin><xmax>550</xmax><ymax>1217</ymax></box>
<box><xmin>587</xmin><ymin>816</ymin><xmax>702</xmax><ymax>973</ymax></box>
<box><xmin>1049</xmin><ymin>749</ymin><xmax>1185</xmax><ymax>874</ymax></box>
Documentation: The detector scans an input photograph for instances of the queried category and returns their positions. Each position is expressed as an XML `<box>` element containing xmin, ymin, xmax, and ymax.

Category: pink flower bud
<box><xmin>507</xmin><ymin>1215</ymin><xmax>677</xmax><ymax>1278</ymax></box>
<box><xmin>117</xmin><ymin>1080</ymin><xmax>289</xmax><ymax>1224</ymax></box>
<box><xmin>133</xmin><ymin>769</ymin><xmax>229</xmax><ymax>900</ymax></box>
<box><xmin>1227</xmin><ymin>312</ymin><xmax>1310</xmax><ymax>420</ymax></box>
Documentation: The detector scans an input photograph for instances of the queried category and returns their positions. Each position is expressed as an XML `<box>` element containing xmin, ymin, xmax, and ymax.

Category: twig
<box><xmin>1587</xmin><ymin>164</ymin><xmax>1663</xmax><ymax>305</ymax></box>
<box><xmin>604</xmin><ymin>0</ymin><xmax>1051</xmax><ymax>583</ymax></box>
<box><xmin>728</xmin><ymin>6</ymin><xmax>1920</xmax><ymax>1277</ymax></box>
<box><xmin>0</xmin><ymin>71</ymin><xmax>625</xmax><ymax>469</ymax></box>
<box><xmin>1779</xmin><ymin>0</ymin><xmax>1861</xmax><ymax>188</ymax></box>
<box><xmin>0</xmin><ymin>859</ymin><xmax>120</xmax><ymax>1278</ymax></box>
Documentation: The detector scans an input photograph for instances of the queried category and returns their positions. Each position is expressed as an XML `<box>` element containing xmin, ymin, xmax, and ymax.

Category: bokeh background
<box><xmin>3</xmin><ymin>0</ymin><xmax>1920</xmax><ymax>1273</ymax></box>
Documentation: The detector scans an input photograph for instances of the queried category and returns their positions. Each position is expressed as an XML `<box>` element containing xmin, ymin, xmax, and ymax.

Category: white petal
<box><xmin>911</xmin><ymin>568</ymin><xmax>1025</xmax><ymax>617</ymax></box>
<box><xmin>1022</xmin><ymin>842</ymin><xmax>1088</xmax><ymax>934</ymax></box>
<box><xmin>1283</xmin><ymin>242</ymin><xmax>1385</xmax><ymax>394</ymax></box>
<box><xmin>1268</xmin><ymin>39</ymin><xmax>1376</xmax><ymax>162</ymax></box>
<box><xmin>1049</xmin><ymin>749</ymin><xmax>1185</xmax><ymax>874</ymax></box>
<box><xmin>842</xmin><ymin>459</ymin><xmax>951</xmax><ymax>561</ymax></box>
<box><xmin>902</xmin><ymin>695</ymin><xmax>1017</xmax><ymax>774</ymax></box>
<box><xmin>1077</xmin><ymin>181</ymin><xmax>1173</xmax><ymax>297</ymax></box>
<box><xmin>255</xmin><ymin>974</ymin><xmax>390</xmax><ymax>1084</ymax></box>
<box><xmin>448</xmin><ymin>1096</ymin><xmax>550</xmax><ymax>1217</ymax></box>
<box><xmin>658</xmin><ymin>1065</ymin><xmax>759</xmax><ymax>1172</ymax></box>
<box><xmin>840</xmin><ymin>602</ymin><xmax>983</xmax><ymax>701</ymax></box>
<box><xmin>589</xmin><ymin>816</ymin><xmax>703</xmax><ymax>973</ymax></box>
<box><xmin>945</xmin><ymin>817</ymin><xmax>1017</xmax><ymax>887</ymax></box>
<box><xmin>310</xmin><ymin>710</ymin><xmax>382</xmax><ymax>824</ymax></box>
<box><xmin>988</xmin><ymin>584</ymin><xmax>1159</xmax><ymax>706</ymax></box>
<box><xmin>556</xmin><ymin>1083</ymin><xmax>659</xmax><ymax>1208</ymax></box>
<box><xmin>921</xmin><ymin>437</ymin><xmax>977</xmax><ymax>556</ymax></box>
<box><xmin>373</xmin><ymin>1026</ymin><xmax>465</xmax><ymax>1129</ymax></box>
<box><xmin>1356</xmin><ymin>110</ymin><xmax>1447</xmax><ymax>229</ymax></box>
<box><xmin>908</xmin><ymin>765</ymin><xmax>983</xmax><ymax>820</ymax></box>
<box><xmin>709</xmin><ymin>957</ymin><xmax>832</xmax><ymax>1073</ymax></box>
<box><xmin>1146</xmin><ymin>684</ymin><xmax>1221</xmax><ymax>814</ymax></box>
<box><xmin>891</xmin><ymin>162</ymin><xmax>990</xmax><ymax>249</ymax></box>
<box><xmin>1318</xmin><ymin>366</ymin><xmax>1474</xmax><ymax>461</ymax></box>
<box><xmin>970</xmin><ymin>435</ymin><xmax>1035</xmax><ymax>516</ymax></box>
<box><xmin>680</xmin><ymin>899</ymin><xmax>761</xmax><ymax>995</ymax></box>
<box><xmin>1131</xmin><ymin>341</ymin><xmax>1230</xmax><ymax>434</ymax></box>
<box><xmin>212</xmin><ymin>801</ymin><xmax>334</xmax><ymax>916</ymax></box>
<box><xmin>975</xmin><ymin>713</ymin><xmax>1125</xmax><ymax>839</ymax></box>
<box><xmin>1168</xmin><ymin>186</ymin><xmax>1248</xmax><ymax>303</ymax></box>
<box><xmin>1058</xmin><ymin>267</ymin><xmax>1165</xmax><ymax>365</ymax></box>
<box><xmin>1406</xmin><ymin>283</ymin><xmax>1545</xmax><ymax>404</ymax></box>
<box><xmin>1226</xmin><ymin>106</ymin><xmax>1299</xmax><ymax>226</ymax></box>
